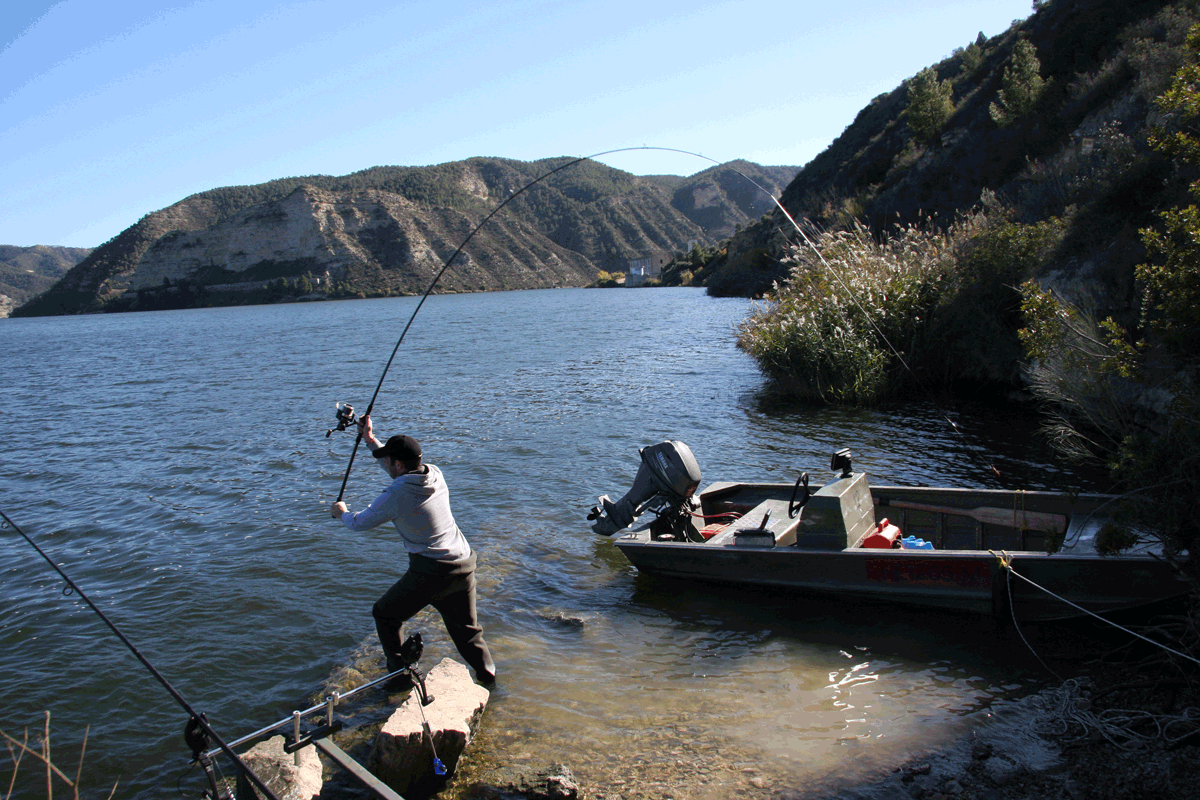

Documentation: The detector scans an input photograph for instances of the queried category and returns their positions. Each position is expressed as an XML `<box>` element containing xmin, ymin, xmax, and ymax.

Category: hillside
<box><xmin>0</xmin><ymin>245</ymin><xmax>92</xmax><ymax>316</ymax></box>
<box><xmin>707</xmin><ymin>0</ymin><xmax>1198</xmax><ymax>303</ymax></box>
<box><xmin>13</xmin><ymin>158</ymin><xmax>796</xmax><ymax>316</ymax></box>
<box><xmin>718</xmin><ymin>0</ymin><xmax>1200</xmax><ymax>655</ymax></box>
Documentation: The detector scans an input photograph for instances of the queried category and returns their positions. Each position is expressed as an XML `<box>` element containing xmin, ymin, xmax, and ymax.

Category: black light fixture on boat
<box><xmin>831</xmin><ymin>448</ymin><xmax>853</xmax><ymax>479</ymax></box>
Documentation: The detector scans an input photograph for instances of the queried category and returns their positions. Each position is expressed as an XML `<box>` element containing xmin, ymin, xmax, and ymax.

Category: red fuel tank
<box><xmin>861</xmin><ymin>518</ymin><xmax>902</xmax><ymax>549</ymax></box>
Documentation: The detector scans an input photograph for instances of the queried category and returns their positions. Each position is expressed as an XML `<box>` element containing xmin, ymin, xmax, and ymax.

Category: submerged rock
<box><xmin>475</xmin><ymin>763</ymin><xmax>581</xmax><ymax>800</ymax></box>
<box><xmin>535</xmin><ymin>609</ymin><xmax>593</xmax><ymax>629</ymax></box>
<box><xmin>509</xmin><ymin>763</ymin><xmax>580</xmax><ymax>799</ymax></box>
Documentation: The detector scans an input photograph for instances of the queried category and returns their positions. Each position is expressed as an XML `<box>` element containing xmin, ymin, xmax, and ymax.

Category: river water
<box><xmin>0</xmin><ymin>288</ymin><xmax>1104</xmax><ymax>799</ymax></box>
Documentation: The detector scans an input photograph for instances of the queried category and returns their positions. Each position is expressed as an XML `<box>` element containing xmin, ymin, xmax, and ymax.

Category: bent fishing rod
<box><xmin>329</xmin><ymin>144</ymin><xmax>1001</xmax><ymax>493</ymax></box>
<box><xmin>0</xmin><ymin>508</ymin><xmax>281</xmax><ymax>800</ymax></box>
<box><xmin>329</xmin><ymin>145</ymin><xmax>809</xmax><ymax>499</ymax></box>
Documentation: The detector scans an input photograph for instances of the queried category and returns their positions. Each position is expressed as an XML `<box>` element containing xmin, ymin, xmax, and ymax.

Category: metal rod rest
<box><xmin>326</xmin><ymin>692</ymin><xmax>339</xmax><ymax>727</ymax></box>
<box><xmin>292</xmin><ymin>711</ymin><xmax>302</xmax><ymax>767</ymax></box>
<box><xmin>205</xmin><ymin>668</ymin><xmax>411</xmax><ymax>758</ymax></box>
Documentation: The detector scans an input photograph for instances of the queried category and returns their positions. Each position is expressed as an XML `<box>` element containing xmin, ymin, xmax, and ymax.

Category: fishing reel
<box><xmin>325</xmin><ymin>402</ymin><xmax>358</xmax><ymax>438</ymax></box>
<box><xmin>184</xmin><ymin>714</ymin><xmax>212</xmax><ymax>761</ymax></box>
<box><xmin>184</xmin><ymin>714</ymin><xmax>233</xmax><ymax>799</ymax></box>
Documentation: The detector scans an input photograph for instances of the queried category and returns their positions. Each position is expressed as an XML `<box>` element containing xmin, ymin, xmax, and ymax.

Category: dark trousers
<box><xmin>372</xmin><ymin>557</ymin><xmax>495</xmax><ymax>680</ymax></box>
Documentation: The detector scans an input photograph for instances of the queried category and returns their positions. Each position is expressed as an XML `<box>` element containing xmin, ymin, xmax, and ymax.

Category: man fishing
<box><xmin>330</xmin><ymin>414</ymin><xmax>496</xmax><ymax>685</ymax></box>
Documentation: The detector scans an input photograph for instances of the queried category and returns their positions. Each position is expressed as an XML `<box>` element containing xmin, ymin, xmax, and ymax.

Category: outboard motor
<box><xmin>588</xmin><ymin>441</ymin><xmax>703</xmax><ymax>539</ymax></box>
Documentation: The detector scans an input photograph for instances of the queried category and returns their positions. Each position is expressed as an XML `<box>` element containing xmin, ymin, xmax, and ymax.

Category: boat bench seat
<box><xmin>707</xmin><ymin>499</ymin><xmax>800</xmax><ymax>547</ymax></box>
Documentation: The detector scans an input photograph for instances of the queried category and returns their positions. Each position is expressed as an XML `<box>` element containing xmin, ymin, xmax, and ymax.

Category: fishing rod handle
<box><xmin>335</xmin><ymin>404</ymin><xmax>376</xmax><ymax>503</ymax></box>
<box><xmin>336</xmin><ymin>437</ymin><xmax>361</xmax><ymax>503</ymax></box>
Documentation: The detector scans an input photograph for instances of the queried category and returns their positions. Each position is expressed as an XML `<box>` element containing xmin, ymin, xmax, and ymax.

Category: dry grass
<box><xmin>1</xmin><ymin>712</ymin><xmax>117</xmax><ymax>800</ymax></box>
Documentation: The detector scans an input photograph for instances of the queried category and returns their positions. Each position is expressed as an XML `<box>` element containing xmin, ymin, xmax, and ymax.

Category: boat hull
<box><xmin>613</xmin><ymin>538</ymin><xmax>1176</xmax><ymax>620</ymax></box>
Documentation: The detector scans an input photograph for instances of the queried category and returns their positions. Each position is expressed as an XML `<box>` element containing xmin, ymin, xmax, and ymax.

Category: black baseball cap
<box><xmin>372</xmin><ymin>434</ymin><xmax>422</xmax><ymax>462</ymax></box>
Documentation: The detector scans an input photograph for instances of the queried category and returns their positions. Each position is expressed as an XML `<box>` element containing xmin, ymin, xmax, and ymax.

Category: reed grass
<box><xmin>736</xmin><ymin>217</ymin><xmax>964</xmax><ymax>404</ymax></box>
<box><xmin>1</xmin><ymin>713</ymin><xmax>117</xmax><ymax>800</ymax></box>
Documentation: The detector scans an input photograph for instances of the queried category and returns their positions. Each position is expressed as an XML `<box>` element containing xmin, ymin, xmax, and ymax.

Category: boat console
<box><xmin>703</xmin><ymin>469</ymin><xmax>876</xmax><ymax>550</ymax></box>
<box><xmin>793</xmin><ymin>471</ymin><xmax>876</xmax><ymax>549</ymax></box>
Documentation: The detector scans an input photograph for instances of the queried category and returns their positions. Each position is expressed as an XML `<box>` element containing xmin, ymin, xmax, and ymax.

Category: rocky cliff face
<box><xmin>129</xmin><ymin>184</ymin><xmax>596</xmax><ymax>295</ymax></box>
<box><xmin>17</xmin><ymin>157</ymin><xmax>795</xmax><ymax>316</ymax></box>
<box><xmin>671</xmin><ymin>161</ymin><xmax>796</xmax><ymax>237</ymax></box>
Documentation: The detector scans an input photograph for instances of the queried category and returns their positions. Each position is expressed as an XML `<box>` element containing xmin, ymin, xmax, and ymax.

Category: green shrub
<box><xmin>705</xmin><ymin>247</ymin><xmax>784</xmax><ymax>298</ymax></box>
<box><xmin>736</xmin><ymin>198</ymin><xmax>1073</xmax><ymax>404</ymax></box>
<box><xmin>1014</xmin><ymin>122</ymin><xmax>1137</xmax><ymax>219</ymax></box>
<box><xmin>1016</xmin><ymin>27</ymin><xmax>1200</xmax><ymax>587</ymax></box>
<box><xmin>1123</xmin><ymin>4</ymin><xmax>1200</xmax><ymax>104</ymax></box>
<box><xmin>1019</xmin><ymin>282</ymin><xmax>1146</xmax><ymax>461</ymax></box>
<box><xmin>1019</xmin><ymin>280</ymin><xmax>1198</xmax><ymax>583</ymax></box>
<box><xmin>594</xmin><ymin>270</ymin><xmax>623</xmax><ymax>288</ymax></box>
<box><xmin>922</xmin><ymin>214</ymin><xmax>1068</xmax><ymax>386</ymax></box>
<box><xmin>737</xmin><ymin>218</ymin><xmax>958</xmax><ymax>404</ymax></box>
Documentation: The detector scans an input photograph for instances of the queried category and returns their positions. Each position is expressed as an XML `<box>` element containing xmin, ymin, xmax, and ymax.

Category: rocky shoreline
<box><xmin>445</xmin><ymin>675</ymin><xmax>1198</xmax><ymax>800</ymax></box>
<box><xmin>303</xmin><ymin>611</ymin><xmax>1199</xmax><ymax>800</ymax></box>
<box><xmin>859</xmin><ymin>676</ymin><xmax>1200</xmax><ymax>800</ymax></box>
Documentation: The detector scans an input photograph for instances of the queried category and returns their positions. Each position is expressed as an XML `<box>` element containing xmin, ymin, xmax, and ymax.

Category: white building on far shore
<box><xmin>625</xmin><ymin>251</ymin><xmax>670</xmax><ymax>287</ymax></box>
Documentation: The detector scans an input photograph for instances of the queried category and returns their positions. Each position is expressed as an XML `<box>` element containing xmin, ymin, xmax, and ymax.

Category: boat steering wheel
<box><xmin>788</xmin><ymin>472</ymin><xmax>810</xmax><ymax>518</ymax></box>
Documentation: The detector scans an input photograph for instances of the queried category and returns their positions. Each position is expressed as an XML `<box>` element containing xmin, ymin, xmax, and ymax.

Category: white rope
<box><xmin>992</xmin><ymin>558</ymin><xmax>1200</xmax><ymax>749</ymax></box>
<box><xmin>1003</xmin><ymin>561</ymin><xmax>1200</xmax><ymax>667</ymax></box>
<box><xmin>1031</xmin><ymin>679</ymin><xmax>1200</xmax><ymax>750</ymax></box>
<box><xmin>1001</xmin><ymin>562</ymin><xmax>1064</xmax><ymax>682</ymax></box>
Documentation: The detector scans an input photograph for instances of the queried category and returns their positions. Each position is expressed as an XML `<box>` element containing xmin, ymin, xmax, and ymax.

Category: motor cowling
<box><xmin>589</xmin><ymin>441</ymin><xmax>702</xmax><ymax>536</ymax></box>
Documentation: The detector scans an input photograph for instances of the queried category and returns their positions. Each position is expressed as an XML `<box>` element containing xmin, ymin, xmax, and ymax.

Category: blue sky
<box><xmin>2</xmin><ymin>1</ymin><xmax>1035</xmax><ymax>248</ymax></box>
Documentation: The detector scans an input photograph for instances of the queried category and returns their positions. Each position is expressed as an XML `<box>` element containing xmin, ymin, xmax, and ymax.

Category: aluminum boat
<box><xmin>588</xmin><ymin>443</ymin><xmax>1185</xmax><ymax>621</ymax></box>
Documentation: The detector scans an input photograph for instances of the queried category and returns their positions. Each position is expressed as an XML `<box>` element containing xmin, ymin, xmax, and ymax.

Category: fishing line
<box><xmin>0</xmin><ymin>509</ymin><xmax>281</xmax><ymax>800</ymax></box>
<box><xmin>333</xmin><ymin>145</ymin><xmax>767</xmax><ymax>499</ymax></box>
<box><xmin>332</xmin><ymin>144</ymin><xmax>999</xmax><ymax>496</ymax></box>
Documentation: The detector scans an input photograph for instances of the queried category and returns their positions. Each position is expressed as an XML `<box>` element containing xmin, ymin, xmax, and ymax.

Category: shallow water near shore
<box><xmin>0</xmin><ymin>288</ymin><xmax>1107</xmax><ymax>798</ymax></box>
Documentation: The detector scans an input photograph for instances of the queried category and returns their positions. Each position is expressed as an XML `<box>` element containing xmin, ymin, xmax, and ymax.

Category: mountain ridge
<box><xmin>0</xmin><ymin>244</ymin><xmax>92</xmax><ymax>316</ymax></box>
<box><xmin>13</xmin><ymin>158</ymin><xmax>796</xmax><ymax>316</ymax></box>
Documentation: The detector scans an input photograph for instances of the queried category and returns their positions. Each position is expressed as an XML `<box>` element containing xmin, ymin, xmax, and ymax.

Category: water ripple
<box><xmin>0</xmin><ymin>289</ymin><xmax>1083</xmax><ymax>799</ymax></box>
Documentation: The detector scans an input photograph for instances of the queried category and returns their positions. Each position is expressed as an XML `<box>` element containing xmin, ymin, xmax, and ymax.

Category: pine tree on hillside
<box><xmin>907</xmin><ymin>67</ymin><xmax>956</xmax><ymax>144</ymax></box>
<box><xmin>989</xmin><ymin>38</ymin><xmax>1047</xmax><ymax>126</ymax></box>
<box><xmin>958</xmin><ymin>40</ymin><xmax>984</xmax><ymax>76</ymax></box>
